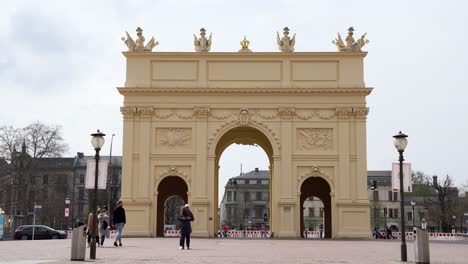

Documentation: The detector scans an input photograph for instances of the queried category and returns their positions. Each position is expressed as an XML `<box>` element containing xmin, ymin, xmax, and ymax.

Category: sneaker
<box><xmin>119</xmin><ymin>242</ymin><xmax>122</xmax><ymax>247</ymax></box>
<box><xmin>114</xmin><ymin>241</ymin><xmax>118</xmax><ymax>247</ymax></box>
<box><xmin>179</xmin><ymin>246</ymin><xmax>184</xmax><ymax>250</ymax></box>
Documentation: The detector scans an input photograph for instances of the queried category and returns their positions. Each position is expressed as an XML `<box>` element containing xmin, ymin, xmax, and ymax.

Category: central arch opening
<box><xmin>214</xmin><ymin>127</ymin><xmax>274</xmax><ymax>237</ymax></box>
<box><xmin>300</xmin><ymin>177</ymin><xmax>332</xmax><ymax>238</ymax></box>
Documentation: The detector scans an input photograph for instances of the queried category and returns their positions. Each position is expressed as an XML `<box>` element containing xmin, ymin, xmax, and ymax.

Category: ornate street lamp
<box><xmin>90</xmin><ymin>130</ymin><xmax>105</xmax><ymax>260</ymax></box>
<box><xmin>65</xmin><ymin>198</ymin><xmax>71</xmax><ymax>229</ymax></box>
<box><xmin>411</xmin><ymin>200</ymin><xmax>416</xmax><ymax>228</ymax></box>
<box><xmin>393</xmin><ymin>131</ymin><xmax>408</xmax><ymax>262</ymax></box>
<box><xmin>452</xmin><ymin>215</ymin><xmax>456</xmax><ymax>233</ymax></box>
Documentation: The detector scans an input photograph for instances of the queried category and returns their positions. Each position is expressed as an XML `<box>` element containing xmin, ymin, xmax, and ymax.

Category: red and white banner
<box><xmin>85</xmin><ymin>160</ymin><xmax>109</xmax><ymax>190</ymax></box>
<box><xmin>391</xmin><ymin>162</ymin><xmax>412</xmax><ymax>192</ymax></box>
<box><xmin>64</xmin><ymin>208</ymin><xmax>69</xmax><ymax>218</ymax></box>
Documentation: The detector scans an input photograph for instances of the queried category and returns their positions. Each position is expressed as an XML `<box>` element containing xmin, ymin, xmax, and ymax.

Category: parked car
<box><xmin>14</xmin><ymin>225</ymin><xmax>68</xmax><ymax>240</ymax></box>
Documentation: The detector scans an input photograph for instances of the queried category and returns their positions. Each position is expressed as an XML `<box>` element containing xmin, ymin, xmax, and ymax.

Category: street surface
<box><xmin>0</xmin><ymin>238</ymin><xmax>467</xmax><ymax>263</ymax></box>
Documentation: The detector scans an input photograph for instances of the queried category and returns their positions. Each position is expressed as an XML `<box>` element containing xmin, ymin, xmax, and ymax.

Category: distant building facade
<box><xmin>219</xmin><ymin>168</ymin><xmax>270</xmax><ymax>229</ymax></box>
<box><xmin>0</xmin><ymin>148</ymin><xmax>122</xmax><ymax>235</ymax></box>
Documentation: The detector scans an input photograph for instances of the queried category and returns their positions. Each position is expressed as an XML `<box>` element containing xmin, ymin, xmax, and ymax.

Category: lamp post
<box><xmin>393</xmin><ymin>131</ymin><xmax>408</xmax><ymax>262</ymax></box>
<box><xmin>452</xmin><ymin>215</ymin><xmax>456</xmax><ymax>233</ymax></box>
<box><xmin>410</xmin><ymin>200</ymin><xmax>416</xmax><ymax>229</ymax></box>
<box><xmin>65</xmin><ymin>198</ymin><xmax>70</xmax><ymax>229</ymax></box>
<box><xmin>90</xmin><ymin>130</ymin><xmax>105</xmax><ymax>260</ymax></box>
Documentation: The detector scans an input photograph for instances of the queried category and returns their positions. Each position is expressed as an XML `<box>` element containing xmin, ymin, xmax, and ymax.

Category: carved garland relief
<box><xmin>156</xmin><ymin>128</ymin><xmax>192</xmax><ymax>148</ymax></box>
<box><xmin>297</xmin><ymin>128</ymin><xmax>333</xmax><ymax>151</ymax></box>
<box><xmin>121</xmin><ymin>106</ymin><xmax>359</xmax><ymax>121</ymax></box>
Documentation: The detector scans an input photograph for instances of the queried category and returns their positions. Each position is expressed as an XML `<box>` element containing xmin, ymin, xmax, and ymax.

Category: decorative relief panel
<box><xmin>156</xmin><ymin>128</ymin><xmax>192</xmax><ymax>149</ymax></box>
<box><xmin>297</xmin><ymin>128</ymin><xmax>333</xmax><ymax>151</ymax></box>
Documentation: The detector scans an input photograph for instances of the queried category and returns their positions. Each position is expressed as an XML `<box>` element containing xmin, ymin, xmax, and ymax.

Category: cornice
<box><xmin>122</xmin><ymin>51</ymin><xmax>368</xmax><ymax>58</ymax></box>
<box><xmin>118</xmin><ymin>87</ymin><xmax>373</xmax><ymax>96</ymax></box>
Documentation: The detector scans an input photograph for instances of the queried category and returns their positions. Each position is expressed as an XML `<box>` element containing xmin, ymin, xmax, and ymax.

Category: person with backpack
<box><xmin>98</xmin><ymin>207</ymin><xmax>110</xmax><ymax>247</ymax></box>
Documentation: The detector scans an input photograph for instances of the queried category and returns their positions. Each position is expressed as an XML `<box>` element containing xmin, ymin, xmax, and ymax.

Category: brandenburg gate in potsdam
<box><xmin>118</xmin><ymin>26</ymin><xmax>372</xmax><ymax>238</ymax></box>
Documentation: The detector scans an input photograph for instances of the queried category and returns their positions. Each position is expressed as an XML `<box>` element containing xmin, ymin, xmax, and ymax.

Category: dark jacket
<box><xmin>113</xmin><ymin>206</ymin><xmax>126</xmax><ymax>224</ymax></box>
<box><xmin>179</xmin><ymin>210</ymin><xmax>194</xmax><ymax>233</ymax></box>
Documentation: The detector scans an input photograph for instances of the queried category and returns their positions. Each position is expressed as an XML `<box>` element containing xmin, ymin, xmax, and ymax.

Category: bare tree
<box><xmin>0</xmin><ymin>122</ymin><xmax>68</xmax><ymax>223</ymax></box>
<box><xmin>426</xmin><ymin>175</ymin><xmax>459</xmax><ymax>232</ymax></box>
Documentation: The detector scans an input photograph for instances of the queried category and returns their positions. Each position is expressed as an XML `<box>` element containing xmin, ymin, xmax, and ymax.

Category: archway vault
<box><xmin>156</xmin><ymin>176</ymin><xmax>188</xmax><ymax>237</ymax></box>
<box><xmin>214</xmin><ymin>126</ymin><xmax>274</xmax><ymax>235</ymax></box>
<box><xmin>300</xmin><ymin>176</ymin><xmax>332</xmax><ymax>238</ymax></box>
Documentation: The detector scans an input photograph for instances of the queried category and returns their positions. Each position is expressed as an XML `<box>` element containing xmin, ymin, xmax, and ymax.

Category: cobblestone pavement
<box><xmin>0</xmin><ymin>238</ymin><xmax>467</xmax><ymax>264</ymax></box>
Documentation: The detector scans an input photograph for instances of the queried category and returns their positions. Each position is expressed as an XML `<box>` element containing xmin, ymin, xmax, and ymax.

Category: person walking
<box><xmin>179</xmin><ymin>204</ymin><xmax>194</xmax><ymax>250</ymax></box>
<box><xmin>113</xmin><ymin>200</ymin><xmax>126</xmax><ymax>247</ymax></box>
<box><xmin>98</xmin><ymin>207</ymin><xmax>110</xmax><ymax>247</ymax></box>
<box><xmin>87</xmin><ymin>209</ymin><xmax>100</xmax><ymax>247</ymax></box>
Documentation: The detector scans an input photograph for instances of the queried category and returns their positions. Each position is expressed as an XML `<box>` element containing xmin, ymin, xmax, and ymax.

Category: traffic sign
<box><xmin>34</xmin><ymin>205</ymin><xmax>42</xmax><ymax>209</ymax></box>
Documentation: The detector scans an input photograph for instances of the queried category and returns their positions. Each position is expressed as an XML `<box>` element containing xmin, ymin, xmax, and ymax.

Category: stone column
<box><xmin>120</xmin><ymin>107</ymin><xmax>136</xmax><ymax>201</ymax></box>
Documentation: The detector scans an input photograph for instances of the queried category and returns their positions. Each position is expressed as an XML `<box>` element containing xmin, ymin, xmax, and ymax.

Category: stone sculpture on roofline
<box><xmin>332</xmin><ymin>27</ymin><xmax>369</xmax><ymax>52</ymax></box>
<box><xmin>194</xmin><ymin>28</ymin><xmax>212</xmax><ymax>52</ymax></box>
<box><xmin>122</xmin><ymin>27</ymin><xmax>159</xmax><ymax>52</ymax></box>
<box><xmin>120</xmin><ymin>26</ymin><xmax>370</xmax><ymax>53</ymax></box>
<box><xmin>276</xmin><ymin>27</ymin><xmax>296</xmax><ymax>52</ymax></box>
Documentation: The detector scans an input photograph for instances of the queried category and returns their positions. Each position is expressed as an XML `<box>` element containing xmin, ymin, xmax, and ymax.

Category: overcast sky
<box><xmin>1</xmin><ymin>0</ymin><xmax>467</xmax><ymax>199</ymax></box>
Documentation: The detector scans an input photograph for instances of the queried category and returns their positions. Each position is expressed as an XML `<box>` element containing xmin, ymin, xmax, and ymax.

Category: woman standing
<box><xmin>98</xmin><ymin>207</ymin><xmax>110</xmax><ymax>247</ymax></box>
<box><xmin>179</xmin><ymin>204</ymin><xmax>194</xmax><ymax>250</ymax></box>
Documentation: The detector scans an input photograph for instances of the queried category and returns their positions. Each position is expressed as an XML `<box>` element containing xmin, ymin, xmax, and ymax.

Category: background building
<box><xmin>0</xmin><ymin>149</ymin><xmax>122</xmax><ymax>237</ymax></box>
<box><xmin>219</xmin><ymin>168</ymin><xmax>270</xmax><ymax>230</ymax></box>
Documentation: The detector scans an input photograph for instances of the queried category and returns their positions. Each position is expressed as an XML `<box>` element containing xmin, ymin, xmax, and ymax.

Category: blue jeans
<box><xmin>115</xmin><ymin>222</ymin><xmax>124</xmax><ymax>242</ymax></box>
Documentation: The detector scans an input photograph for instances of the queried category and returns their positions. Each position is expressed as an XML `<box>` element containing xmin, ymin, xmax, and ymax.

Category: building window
<box><xmin>227</xmin><ymin>191</ymin><xmax>232</xmax><ymax>202</ymax></box>
<box><xmin>261</xmin><ymin>180</ymin><xmax>268</xmax><ymax>185</ymax></box>
<box><xmin>309</xmin><ymin>208</ymin><xmax>315</xmax><ymax>217</ymax></box>
<box><xmin>79</xmin><ymin>174</ymin><xmax>84</xmax><ymax>184</ymax></box>
<box><xmin>63</xmin><ymin>175</ymin><xmax>67</xmax><ymax>184</ymax></box>
<box><xmin>249</xmin><ymin>180</ymin><xmax>256</xmax><ymax>185</ymax></box>
<box><xmin>244</xmin><ymin>192</ymin><xmax>250</xmax><ymax>201</ymax></box>
<box><xmin>319</xmin><ymin>208</ymin><xmax>324</xmax><ymax>218</ymax></box>
<box><xmin>257</xmin><ymin>180</ymin><xmax>262</xmax><ymax>184</ymax></box>
<box><xmin>237</xmin><ymin>180</ymin><xmax>245</xmax><ymax>184</ymax></box>
<box><xmin>43</xmin><ymin>175</ymin><xmax>48</xmax><ymax>184</ymax></box>
<box><xmin>373</xmin><ymin>191</ymin><xmax>379</xmax><ymax>201</ymax></box>
<box><xmin>393</xmin><ymin>192</ymin><xmax>398</xmax><ymax>201</ymax></box>
<box><xmin>407</xmin><ymin>212</ymin><xmax>413</xmax><ymax>221</ymax></box>
<box><xmin>394</xmin><ymin>209</ymin><xmax>398</xmax><ymax>218</ymax></box>
<box><xmin>256</xmin><ymin>192</ymin><xmax>262</xmax><ymax>201</ymax></box>
<box><xmin>388</xmin><ymin>191</ymin><xmax>392</xmax><ymax>201</ymax></box>
<box><xmin>233</xmin><ymin>191</ymin><xmax>236</xmax><ymax>201</ymax></box>
<box><xmin>79</xmin><ymin>189</ymin><xmax>84</xmax><ymax>201</ymax></box>
<box><xmin>262</xmin><ymin>192</ymin><xmax>269</xmax><ymax>201</ymax></box>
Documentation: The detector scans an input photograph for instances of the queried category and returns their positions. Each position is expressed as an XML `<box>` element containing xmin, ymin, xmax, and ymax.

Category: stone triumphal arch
<box><xmin>118</xmin><ymin>28</ymin><xmax>372</xmax><ymax>238</ymax></box>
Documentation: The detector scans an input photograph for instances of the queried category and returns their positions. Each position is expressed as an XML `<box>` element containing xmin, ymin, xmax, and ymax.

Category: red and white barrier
<box><xmin>219</xmin><ymin>230</ymin><xmax>271</xmax><ymax>238</ymax></box>
<box><xmin>303</xmin><ymin>231</ymin><xmax>321</xmax><ymax>238</ymax></box>
<box><xmin>164</xmin><ymin>230</ymin><xmax>181</xmax><ymax>237</ymax></box>
<box><xmin>66</xmin><ymin>229</ymin><xmax>117</xmax><ymax>239</ymax></box>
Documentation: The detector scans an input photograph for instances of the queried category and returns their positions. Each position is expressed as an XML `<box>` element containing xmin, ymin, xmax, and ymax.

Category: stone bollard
<box><xmin>413</xmin><ymin>228</ymin><xmax>430</xmax><ymax>264</ymax></box>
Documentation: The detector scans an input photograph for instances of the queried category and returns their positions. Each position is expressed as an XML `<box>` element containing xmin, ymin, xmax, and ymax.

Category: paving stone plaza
<box><xmin>0</xmin><ymin>238</ymin><xmax>467</xmax><ymax>264</ymax></box>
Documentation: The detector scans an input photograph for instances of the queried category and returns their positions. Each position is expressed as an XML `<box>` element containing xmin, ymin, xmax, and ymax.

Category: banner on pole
<box><xmin>85</xmin><ymin>160</ymin><xmax>109</xmax><ymax>190</ymax></box>
<box><xmin>64</xmin><ymin>208</ymin><xmax>70</xmax><ymax>218</ymax></box>
<box><xmin>0</xmin><ymin>214</ymin><xmax>4</xmax><ymax>240</ymax></box>
<box><xmin>391</xmin><ymin>162</ymin><xmax>412</xmax><ymax>192</ymax></box>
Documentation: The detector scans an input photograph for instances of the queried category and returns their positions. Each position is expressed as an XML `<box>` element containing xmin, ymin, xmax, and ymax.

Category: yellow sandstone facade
<box><xmin>118</xmin><ymin>51</ymin><xmax>372</xmax><ymax>238</ymax></box>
